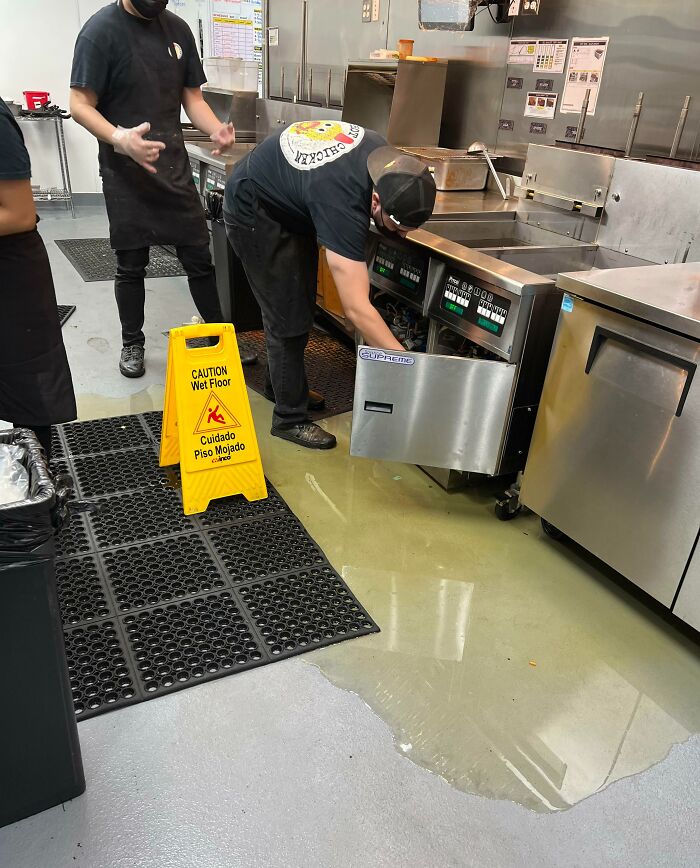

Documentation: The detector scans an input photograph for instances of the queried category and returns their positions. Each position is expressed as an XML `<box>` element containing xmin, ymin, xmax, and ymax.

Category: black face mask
<box><xmin>130</xmin><ymin>0</ymin><xmax>168</xmax><ymax>19</ymax></box>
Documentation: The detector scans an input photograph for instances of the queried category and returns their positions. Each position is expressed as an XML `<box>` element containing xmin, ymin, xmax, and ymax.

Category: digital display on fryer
<box><xmin>373</xmin><ymin>241</ymin><xmax>427</xmax><ymax>299</ymax></box>
<box><xmin>441</xmin><ymin>272</ymin><xmax>511</xmax><ymax>337</ymax></box>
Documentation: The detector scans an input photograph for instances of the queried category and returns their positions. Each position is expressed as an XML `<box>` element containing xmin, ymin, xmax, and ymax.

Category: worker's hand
<box><xmin>112</xmin><ymin>122</ymin><xmax>165</xmax><ymax>174</ymax></box>
<box><xmin>210</xmin><ymin>122</ymin><xmax>236</xmax><ymax>156</ymax></box>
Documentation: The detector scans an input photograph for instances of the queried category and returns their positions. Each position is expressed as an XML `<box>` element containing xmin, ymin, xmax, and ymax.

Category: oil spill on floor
<box><xmin>75</xmin><ymin>386</ymin><xmax>165</xmax><ymax>422</ymax></box>
<box><xmin>67</xmin><ymin>398</ymin><xmax>700</xmax><ymax>814</ymax></box>
<box><xmin>259</xmin><ymin>412</ymin><xmax>700</xmax><ymax>814</ymax></box>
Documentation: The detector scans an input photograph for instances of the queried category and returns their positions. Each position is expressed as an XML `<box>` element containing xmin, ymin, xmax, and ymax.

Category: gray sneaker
<box><xmin>271</xmin><ymin>422</ymin><xmax>336</xmax><ymax>450</ymax></box>
<box><xmin>119</xmin><ymin>345</ymin><xmax>145</xmax><ymax>378</ymax></box>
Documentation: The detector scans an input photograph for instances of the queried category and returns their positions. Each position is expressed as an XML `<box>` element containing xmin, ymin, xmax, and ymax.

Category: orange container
<box><xmin>397</xmin><ymin>39</ymin><xmax>415</xmax><ymax>60</ymax></box>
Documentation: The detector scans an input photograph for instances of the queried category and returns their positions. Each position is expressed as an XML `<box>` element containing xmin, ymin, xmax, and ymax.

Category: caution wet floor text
<box><xmin>159</xmin><ymin>324</ymin><xmax>267</xmax><ymax>515</ymax></box>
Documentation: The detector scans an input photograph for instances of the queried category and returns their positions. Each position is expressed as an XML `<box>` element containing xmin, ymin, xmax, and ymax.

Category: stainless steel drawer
<box><xmin>350</xmin><ymin>347</ymin><xmax>517</xmax><ymax>475</ymax></box>
<box><xmin>521</xmin><ymin>296</ymin><xmax>700</xmax><ymax>606</ymax></box>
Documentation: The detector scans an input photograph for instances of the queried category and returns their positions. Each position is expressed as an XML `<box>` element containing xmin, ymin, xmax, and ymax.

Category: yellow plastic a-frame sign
<box><xmin>159</xmin><ymin>323</ymin><xmax>267</xmax><ymax>515</ymax></box>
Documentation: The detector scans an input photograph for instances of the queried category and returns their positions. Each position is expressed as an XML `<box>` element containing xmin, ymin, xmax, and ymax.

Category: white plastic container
<box><xmin>204</xmin><ymin>58</ymin><xmax>258</xmax><ymax>92</ymax></box>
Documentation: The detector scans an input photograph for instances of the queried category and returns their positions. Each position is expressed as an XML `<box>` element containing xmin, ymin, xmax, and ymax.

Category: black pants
<box><xmin>115</xmin><ymin>244</ymin><xmax>224</xmax><ymax>347</ymax></box>
<box><xmin>225</xmin><ymin>199</ymin><xmax>318</xmax><ymax>428</ymax></box>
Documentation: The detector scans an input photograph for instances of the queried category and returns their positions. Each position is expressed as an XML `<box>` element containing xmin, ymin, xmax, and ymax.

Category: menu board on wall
<box><xmin>206</xmin><ymin>0</ymin><xmax>263</xmax><ymax>92</ymax></box>
<box><xmin>208</xmin><ymin>0</ymin><xmax>263</xmax><ymax>60</ymax></box>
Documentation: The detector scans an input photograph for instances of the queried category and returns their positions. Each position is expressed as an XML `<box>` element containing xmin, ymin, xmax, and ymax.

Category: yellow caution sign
<box><xmin>159</xmin><ymin>323</ymin><xmax>267</xmax><ymax>515</ymax></box>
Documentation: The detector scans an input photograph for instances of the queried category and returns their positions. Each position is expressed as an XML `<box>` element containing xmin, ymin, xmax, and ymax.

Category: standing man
<box><xmin>224</xmin><ymin>120</ymin><xmax>436</xmax><ymax>450</ymax></box>
<box><xmin>69</xmin><ymin>0</ymin><xmax>256</xmax><ymax>378</ymax></box>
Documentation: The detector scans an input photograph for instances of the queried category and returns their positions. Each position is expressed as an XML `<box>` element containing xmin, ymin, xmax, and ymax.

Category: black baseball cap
<box><xmin>367</xmin><ymin>146</ymin><xmax>437</xmax><ymax>229</ymax></box>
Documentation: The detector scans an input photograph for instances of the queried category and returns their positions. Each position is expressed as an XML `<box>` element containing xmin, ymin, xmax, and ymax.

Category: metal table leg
<box><xmin>54</xmin><ymin>117</ymin><xmax>75</xmax><ymax>218</ymax></box>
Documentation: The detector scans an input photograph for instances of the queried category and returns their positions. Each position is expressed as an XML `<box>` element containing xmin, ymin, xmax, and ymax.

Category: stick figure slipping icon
<box><xmin>207</xmin><ymin>405</ymin><xmax>225</xmax><ymax>425</ymax></box>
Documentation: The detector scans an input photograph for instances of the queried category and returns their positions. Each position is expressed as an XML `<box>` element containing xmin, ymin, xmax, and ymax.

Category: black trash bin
<box><xmin>0</xmin><ymin>429</ymin><xmax>85</xmax><ymax>828</ymax></box>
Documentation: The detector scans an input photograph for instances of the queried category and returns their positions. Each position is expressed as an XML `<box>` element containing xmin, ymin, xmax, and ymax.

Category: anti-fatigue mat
<box><xmin>53</xmin><ymin>414</ymin><xmax>378</xmax><ymax>720</ymax></box>
<box><xmin>237</xmin><ymin>327</ymin><xmax>357</xmax><ymax>421</ymax></box>
<box><xmin>58</xmin><ymin>304</ymin><xmax>76</xmax><ymax>327</ymax></box>
<box><xmin>54</xmin><ymin>238</ymin><xmax>187</xmax><ymax>283</ymax></box>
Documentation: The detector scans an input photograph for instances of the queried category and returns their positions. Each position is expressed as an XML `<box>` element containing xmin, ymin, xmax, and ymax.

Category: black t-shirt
<box><xmin>225</xmin><ymin>121</ymin><xmax>386</xmax><ymax>262</ymax></box>
<box><xmin>70</xmin><ymin>1</ymin><xmax>205</xmax><ymax>120</ymax></box>
<box><xmin>0</xmin><ymin>99</ymin><xmax>31</xmax><ymax>181</ymax></box>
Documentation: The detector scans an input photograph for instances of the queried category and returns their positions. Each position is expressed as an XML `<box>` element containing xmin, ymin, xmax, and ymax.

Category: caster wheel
<box><xmin>541</xmin><ymin>518</ymin><xmax>565</xmax><ymax>540</ymax></box>
<box><xmin>495</xmin><ymin>499</ymin><xmax>520</xmax><ymax>521</ymax></box>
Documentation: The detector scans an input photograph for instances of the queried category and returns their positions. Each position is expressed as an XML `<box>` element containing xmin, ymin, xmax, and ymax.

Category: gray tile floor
<box><xmin>1</xmin><ymin>205</ymin><xmax>699</xmax><ymax>866</ymax></box>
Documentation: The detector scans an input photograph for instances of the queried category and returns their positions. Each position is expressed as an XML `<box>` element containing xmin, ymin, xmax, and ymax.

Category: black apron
<box><xmin>0</xmin><ymin>228</ymin><xmax>77</xmax><ymax>426</ymax></box>
<box><xmin>98</xmin><ymin>3</ymin><xmax>207</xmax><ymax>250</ymax></box>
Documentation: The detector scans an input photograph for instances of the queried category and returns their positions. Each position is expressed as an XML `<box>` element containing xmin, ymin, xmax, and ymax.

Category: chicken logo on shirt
<box><xmin>280</xmin><ymin>120</ymin><xmax>365</xmax><ymax>171</ymax></box>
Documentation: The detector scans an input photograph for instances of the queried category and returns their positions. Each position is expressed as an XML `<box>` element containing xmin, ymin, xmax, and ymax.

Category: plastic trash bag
<box><xmin>0</xmin><ymin>444</ymin><xmax>30</xmax><ymax>506</ymax></box>
<box><xmin>0</xmin><ymin>429</ymin><xmax>58</xmax><ymax>554</ymax></box>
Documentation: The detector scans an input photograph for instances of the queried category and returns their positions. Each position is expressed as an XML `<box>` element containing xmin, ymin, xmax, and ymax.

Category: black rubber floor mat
<box><xmin>239</xmin><ymin>567</ymin><xmax>376</xmax><ymax>658</ymax></box>
<box><xmin>71</xmin><ymin>446</ymin><xmax>178</xmax><ymax>498</ymax></box>
<box><xmin>237</xmin><ymin>327</ymin><xmax>356</xmax><ymax>421</ymax></box>
<box><xmin>55</xmin><ymin>239</ymin><xmax>186</xmax><ymax>282</ymax></box>
<box><xmin>64</xmin><ymin>621</ymin><xmax>138</xmax><ymax>717</ymax></box>
<box><xmin>56</xmin><ymin>555</ymin><xmax>112</xmax><ymax>626</ymax></box>
<box><xmin>52</xmin><ymin>414</ymin><xmax>378</xmax><ymax>720</ymax></box>
<box><xmin>88</xmin><ymin>487</ymin><xmax>197</xmax><ymax>549</ymax></box>
<box><xmin>207</xmin><ymin>513</ymin><xmax>326</xmax><ymax>583</ymax></box>
<box><xmin>55</xmin><ymin>512</ymin><xmax>93</xmax><ymax>560</ymax></box>
<box><xmin>122</xmin><ymin>592</ymin><xmax>263</xmax><ymax>695</ymax></box>
<box><xmin>103</xmin><ymin>535</ymin><xmax>227</xmax><ymax>613</ymax></box>
<box><xmin>62</xmin><ymin>414</ymin><xmax>151</xmax><ymax>456</ymax></box>
<box><xmin>58</xmin><ymin>304</ymin><xmax>76</xmax><ymax>327</ymax></box>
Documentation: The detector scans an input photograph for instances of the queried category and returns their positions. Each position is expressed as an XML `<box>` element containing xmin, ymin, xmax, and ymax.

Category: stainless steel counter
<box><xmin>558</xmin><ymin>263</ymin><xmax>700</xmax><ymax>341</ymax></box>
<box><xmin>522</xmin><ymin>262</ymin><xmax>700</xmax><ymax>629</ymax></box>
<box><xmin>184</xmin><ymin>142</ymin><xmax>255</xmax><ymax>174</ymax></box>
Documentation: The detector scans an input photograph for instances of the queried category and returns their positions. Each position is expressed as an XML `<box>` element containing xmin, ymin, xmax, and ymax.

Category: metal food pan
<box><xmin>400</xmin><ymin>147</ymin><xmax>500</xmax><ymax>192</ymax></box>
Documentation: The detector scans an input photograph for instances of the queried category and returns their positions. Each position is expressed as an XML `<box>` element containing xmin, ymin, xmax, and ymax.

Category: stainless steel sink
<box><xmin>423</xmin><ymin>218</ymin><xmax>651</xmax><ymax>278</ymax></box>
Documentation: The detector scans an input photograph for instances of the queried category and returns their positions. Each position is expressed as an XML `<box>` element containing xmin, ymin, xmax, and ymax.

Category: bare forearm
<box><xmin>327</xmin><ymin>254</ymin><xmax>403</xmax><ymax>350</ymax></box>
<box><xmin>0</xmin><ymin>206</ymin><xmax>34</xmax><ymax>236</ymax></box>
<box><xmin>349</xmin><ymin>304</ymin><xmax>404</xmax><ymax>351</ymax></box>
<box><xmin>70</xmin><ymin>99</ymin><xmax>117</xmax><ymax>145</ymax></box>
<box><xmin>183</xmin><ymin>95</ymin><xmax>221</xmax><ymax>136</ymax></box>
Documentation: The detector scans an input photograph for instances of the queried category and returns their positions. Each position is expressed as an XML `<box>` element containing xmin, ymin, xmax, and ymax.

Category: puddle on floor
<box><xmin>75</xmin><ymin>386</ymin><xmax>164</xmax><ymax>421</ymax></box>
<box><xmin>66</xmin><ymin>398</ymin><xmax>700</xmax><ymax>813</ymax></box>
<box><xmin>259</xmin><ymin>414</ymin><xmax>700</xmax><ymax>814</ymax></box>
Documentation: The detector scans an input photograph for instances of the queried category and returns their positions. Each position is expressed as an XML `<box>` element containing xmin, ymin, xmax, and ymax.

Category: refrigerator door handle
<box><xmin>585</xmin><ymin>325</ymin><xmax>697</xmax><ymax>417</ymax></box>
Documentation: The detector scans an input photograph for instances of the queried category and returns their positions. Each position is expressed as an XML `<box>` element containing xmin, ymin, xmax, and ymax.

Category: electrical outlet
<box><xmin>362</xmin><ymin>1</ymin><xmax>371</xmax><ymax>22</ymax></box>
<box><xmin>372</xmin><ymin>0</ymin><xmax>380</xmax><ymax>22</ymax></box>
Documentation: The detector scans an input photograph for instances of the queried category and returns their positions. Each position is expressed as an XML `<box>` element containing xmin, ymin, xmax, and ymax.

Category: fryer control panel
<box><xmin>189</xmin><ymin>158</ymin><xmax>201</xmax><ymax>192</ymax></box>
<box><xmin>204</xmin><ymin>166</ymin><xmax>226</xmax><ymax>193</ymax></box>
<box><xmin>438</xmin><ymin>270</ymin><xmax>512</xmax><ymax>338</ymax></box>
<box><xmin>371</xmin><ymin>239</ymin><xmax>429</xmax><ymax>307</ymax></box>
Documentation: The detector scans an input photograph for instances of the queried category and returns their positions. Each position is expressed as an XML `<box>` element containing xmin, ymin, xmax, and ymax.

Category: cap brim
<box><xmin>367</xmin><ymin>146</ymin><xmax>409</xmax><ymax>184</ymax></box>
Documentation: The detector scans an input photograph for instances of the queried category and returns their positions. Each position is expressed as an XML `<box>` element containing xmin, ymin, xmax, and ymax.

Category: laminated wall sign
<box><xmin>561</xmin><ymin>37</ymin><xmax>610</xmax><ymax>115</ymax></box>
<box><xmin>508</xmin><ymin>38</ymin><xmax>537</xmax><ymax>65</ymax></box>
<box><xmin>160</xmin><ymin>323</ymin><xmax>267</xmax><ymax>515</ymax></box>
<box><xmin>525</xmin><ymin>91</ymin><xmax>558</xmax><ymax>119</ymax></box>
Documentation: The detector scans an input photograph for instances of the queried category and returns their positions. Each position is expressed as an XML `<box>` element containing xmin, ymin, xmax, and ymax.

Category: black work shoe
<box><xmin>271</xmin><ymin>422</ymin><xmax>337</xmax><ymax>450</ymax></box>
<box><xmin>263</xmin><ymin>386</ymin><xmax>326</xmax><ymax>410</ymax></box>
<box><xmin>119</xmin><ymin>345</ymin><xmax>145</xmax><ymax>378</ymax></box>
<box><xmin>240</xmin><ymin>348</ymin><xmax>258</xmax><ymax>366</ymax></box>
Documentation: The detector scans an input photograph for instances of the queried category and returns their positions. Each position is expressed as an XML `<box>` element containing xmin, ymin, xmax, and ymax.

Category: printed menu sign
<box><xmin>525</xmin><ymin>91</ymin><xmax>558</xmax><ymax>120</ymax></box>
<box><xmin>561</xmin><ymin>37</ymin><xmax>610</xmax><ymax>115</ymax></box>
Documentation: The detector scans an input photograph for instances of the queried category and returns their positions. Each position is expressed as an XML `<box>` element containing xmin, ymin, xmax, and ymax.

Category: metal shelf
<box><xmin>18</xmin><ymin>114</ymin><xmax>75</xmax><ymax>217</ymax></box>
<box><xmin>32</xmin><ymin>188</ymin><xmax>72</xmax><ymax>202</ymax></box>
